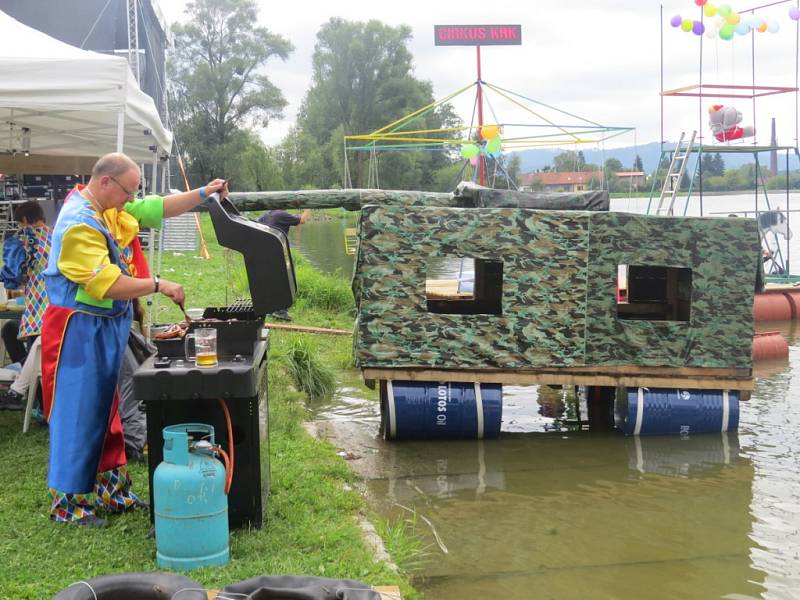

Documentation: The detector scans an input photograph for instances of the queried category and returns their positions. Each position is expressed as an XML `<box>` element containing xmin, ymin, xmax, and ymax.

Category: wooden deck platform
<box><xmin>363</xmin><ymin>365</ymin><xmax>753</xmax><ymax>391</ymax></box>
<box><xmin>425</xmin><ymin>278</ymin><xmax>472</xmax><ymax>300</ymax></box>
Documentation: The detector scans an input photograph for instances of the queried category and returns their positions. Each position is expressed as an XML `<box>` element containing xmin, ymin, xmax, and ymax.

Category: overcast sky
<box><xmin>157</xmin><ymin>0</ymin><xmax>800</xmax><ymax>151</ymax></box>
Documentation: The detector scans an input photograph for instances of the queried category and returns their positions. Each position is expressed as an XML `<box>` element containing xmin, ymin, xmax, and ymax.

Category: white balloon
<box><xmin>705</xmin><ymin>24</ymin><xmax>719</xmax><ymax>38</ymax></box>
<box><xmin>768</xmin><ymin>20</ymin><xmax>779</xmax><ymax>33</ymax></box>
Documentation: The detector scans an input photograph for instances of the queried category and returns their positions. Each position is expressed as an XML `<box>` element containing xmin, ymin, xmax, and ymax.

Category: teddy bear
<box><xmin>708</xmin><ymin>104</ymin><xmax>755</xmax><ymax>142</ymax></box>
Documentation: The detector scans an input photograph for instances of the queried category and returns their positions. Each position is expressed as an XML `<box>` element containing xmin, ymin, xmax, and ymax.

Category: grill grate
<box><xmin>224</xmin><ymin>298</ymin><xmax>254</xmax><ymax>314</ymax></box>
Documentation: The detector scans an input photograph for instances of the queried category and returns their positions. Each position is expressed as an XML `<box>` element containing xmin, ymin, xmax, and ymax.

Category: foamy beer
<box><xmin>185</xmin><ymin>327</ymin><xmax>218</xmax><ymax>367</ymax></box>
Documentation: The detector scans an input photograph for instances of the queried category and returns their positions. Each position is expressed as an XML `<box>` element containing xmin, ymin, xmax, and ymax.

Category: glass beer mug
<box><xmin>185</xmin><ymin>327</ymin><xmax>218</xmax><ymax>367</ymax></box>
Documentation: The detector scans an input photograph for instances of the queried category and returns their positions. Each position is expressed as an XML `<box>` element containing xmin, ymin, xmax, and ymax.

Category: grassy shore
<box><xmin>0</xmin><ymin>214</ymin><xmax>417</xmax><ymax>599</ymax></box>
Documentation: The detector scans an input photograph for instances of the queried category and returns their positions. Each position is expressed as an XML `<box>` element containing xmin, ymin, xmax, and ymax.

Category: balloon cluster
<box><xmin>671</xmin><ymin>1</ymin><xmax>783</xmax><ymax>40</ymax></box>
<box><xmin>460</xmin><ymin>125</ymin><xmax>502</xmax><ymax>165</ymax></box>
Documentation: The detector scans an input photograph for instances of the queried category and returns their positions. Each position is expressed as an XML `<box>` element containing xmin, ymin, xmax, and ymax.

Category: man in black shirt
<box><xmin>257</xmin><ymin>208</ymin><xmax>311</xmax><ymax>236</ymax></box>
<box><xmin>257</xmin><ymin>209</ymin><xmax>311</xmax><ymax>320</ymax></box>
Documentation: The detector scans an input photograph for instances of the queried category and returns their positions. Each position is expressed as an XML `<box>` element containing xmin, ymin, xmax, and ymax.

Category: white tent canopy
<box><xmin>0</xmin><ymin>9</ymin><xmax>172</xmax><ymax>171</ymax></box>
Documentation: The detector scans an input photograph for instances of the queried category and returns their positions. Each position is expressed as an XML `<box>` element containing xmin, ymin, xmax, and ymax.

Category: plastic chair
<box><xmin>22</xmin><ymin>338</ymin><xmax>41</xmax><ymax>433</ymax></box>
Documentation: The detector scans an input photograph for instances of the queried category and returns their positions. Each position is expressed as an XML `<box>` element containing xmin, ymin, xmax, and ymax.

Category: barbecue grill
<box><xmin>134</xmin><ymin>193</ymin><xmax>296</xmax><ymax>529</ymax></box>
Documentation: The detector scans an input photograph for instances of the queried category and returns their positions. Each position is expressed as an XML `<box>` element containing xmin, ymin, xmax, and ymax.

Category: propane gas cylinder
<box><xmin>154</xmin><ymin>423</ymin><xmax>229</xmax><ymax>570</ymax></box>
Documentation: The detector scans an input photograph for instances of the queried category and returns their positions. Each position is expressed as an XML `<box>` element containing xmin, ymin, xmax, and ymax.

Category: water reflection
<box><xmin>364</xmin><ymin>433</ymin><xmax>761</xmax><ymax>599</ymax></box>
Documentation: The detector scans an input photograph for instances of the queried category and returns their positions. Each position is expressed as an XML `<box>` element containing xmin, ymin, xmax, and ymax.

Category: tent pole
<box><xmin>116</xmin><ymin>110</ymin><xmax>124</xmax><ymax>152</ymax></box>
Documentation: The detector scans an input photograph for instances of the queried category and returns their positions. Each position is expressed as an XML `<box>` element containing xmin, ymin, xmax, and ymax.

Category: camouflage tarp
<box><xmin>225</xmin><ymin>185</ymin><xmax>608</xmax><ymax>212</ymax></box>
<box><xmin>227</xmin><ymin>189</ymin><xmax>454</xmax><ymax>212</ymax></box>
<box><xmin>353</xmin><ymin>206</ymin><xmax>761</xmax><ymax>370</ymax></box>
<box><xmin>453</xmin><ymin>182</ymin><xmax>609</xmax><ymax>211</ymax></box>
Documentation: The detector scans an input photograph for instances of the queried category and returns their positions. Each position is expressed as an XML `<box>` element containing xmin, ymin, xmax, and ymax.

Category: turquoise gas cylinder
<box><xmin>154</xmin><ymin>423</ymin><xmax>229</xmax><ymax>570</ymax></box>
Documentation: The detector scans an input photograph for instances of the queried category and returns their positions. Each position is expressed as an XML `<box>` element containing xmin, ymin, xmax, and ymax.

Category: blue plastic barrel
<box><xmin>615</xmin><ymin>388</ymin><xmax>739</xmax><ymax>436</ymax></box>
<box><xmin>381</xmin><ymin>381</ymin><xmax>502</xmax><ymax>440</ymax></box>
<box><xmin>154</xmin><ymin>423</ymin><xmax>229</xmax><ymax>570</ymax></box>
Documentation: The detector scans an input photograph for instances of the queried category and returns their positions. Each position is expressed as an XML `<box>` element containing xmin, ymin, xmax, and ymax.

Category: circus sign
<box><xmin>434</xmin><ymin>24</ymin><xmax>522</xmax><ymax>46</ymax></box>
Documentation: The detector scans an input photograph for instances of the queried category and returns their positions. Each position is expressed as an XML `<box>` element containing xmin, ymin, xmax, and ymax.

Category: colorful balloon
<box><xmin>692</xmin><ymin>20</ymin><xmax>705</xmax><ymax>35</ymax></box>
<box><xmin>704</xmin><ymin>3</ymin><xmax>717</xmax><ymax>17</ymax></box>
<box><xmin>719</xmin><ymin>23</ymin><xmax>736</xmax><ymax>39</ymax></box>
<box><xmin>486</xmin><ymin>137</ymin><xmax>502</xmax><ymax>154</ymax></box>
<box><xmin>695</xmin><ymin>0</ymin><xmax>707</xmax><ymax>5</ymax></box>
<box><xmin>480</xmin><ymin>124</ymin><xmax>499</xmax><ymax>140</ymax></box>
<box><xmin>735</xmin><ymin>22</ymin><xmax>750</xmax><ymax>35</ymax></box>
<box><xmin>758</xmin><ymin>21</ymin><xmax>768</xmax><ymax>32</ymax></box>
<box><xmin>768</xmin><ymin>20</ymin><xmax>779</xmax><ymax>33</ymax></box>
<box><xmin>469</xmin><ymin>157</ymin><xmax>479</xmax><ymax>166</ymax></box>
<box><xmin>790</xmin><ymin>7</ymin><xmax>800</xmax><ymax>20</ymax></box>
<box><xmin>681</xmin><ymin>18</ymin><xmax>693</xmax><ymax>32</ymax></box>
<box><xmin>670</xmin><ymin>14</ymin><xmax>683</xmax><ymax>27</ymax></box>
<box><xmin>718</xmin><ymin>4</ymin><xmax>732</xmax><ymax>17</ymax></box>
<box><xmin>725</xmin><ymin>12</ymin><xmax>740</xmax><ymax>24</ymax></box>
<box><xmin>461</xmin><ymin>144</ymin><xmax>479</xmax><ymax>159</ymax></box>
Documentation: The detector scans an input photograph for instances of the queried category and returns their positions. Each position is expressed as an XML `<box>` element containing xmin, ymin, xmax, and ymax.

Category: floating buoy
<box><xmin>381</xmin><ymin>380</ymin><xmax>502</xmax><ymax>440</ymax></box>
<box><xmin>783</xmin><ymin>289</ymin><xmax>800</xmax><ymax>318</ymax></box>
<box><xmin>753</xmin><ymin>292</ymin><xmax>793</xmax><ymax>321</ymax></box>
<box><xmin>752</xmin><ymin>331</ymin><xmax>789</xmax><ymax>360</ymax></box>
<box><xmin>615</xmin><ymin>387</ymin><xmax>739</xmax><ymax>436</ymax></box>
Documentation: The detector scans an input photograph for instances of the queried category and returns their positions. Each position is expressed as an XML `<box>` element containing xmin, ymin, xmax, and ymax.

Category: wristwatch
<box><xmin>153</xmin><ymin>274</ymin><xmax>160</xmax><ymax>293</ymax></box>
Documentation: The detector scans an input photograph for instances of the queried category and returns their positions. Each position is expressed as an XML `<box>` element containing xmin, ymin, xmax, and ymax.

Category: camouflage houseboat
<box><xmin>231</xmin><ymin>184</ymin><xmax>762</xmax><ymax>438</ymax></box>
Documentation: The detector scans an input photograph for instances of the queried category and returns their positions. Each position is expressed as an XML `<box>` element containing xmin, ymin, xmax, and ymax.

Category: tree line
<box><xmin>168</xmin><ymin>0</ymin><xmax>479</xmax><ymax>192</ymax></box>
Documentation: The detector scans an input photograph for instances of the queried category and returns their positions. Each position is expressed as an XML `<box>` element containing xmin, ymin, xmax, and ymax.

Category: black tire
<box><xmin>52</xmin><ymin>572</ymin><xmax>206</xmax><ymax>600</ymax></box>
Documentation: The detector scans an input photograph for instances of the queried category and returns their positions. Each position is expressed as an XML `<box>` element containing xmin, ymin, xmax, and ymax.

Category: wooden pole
<box><xmin>177</xmin><ymin>155</ymin><xmax>211</xmax><ymax>259</ymax></box>
<box><xmin>263</xmin><ymin>322</ymin><xmax>351</xmax><ymax>336</ymax></box>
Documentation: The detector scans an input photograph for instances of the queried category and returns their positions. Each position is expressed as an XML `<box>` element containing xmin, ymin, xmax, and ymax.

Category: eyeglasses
<box><xmin>108</xmin><ymin>175</ymin><xmax>137</xmax><ymax>200</ymax></box>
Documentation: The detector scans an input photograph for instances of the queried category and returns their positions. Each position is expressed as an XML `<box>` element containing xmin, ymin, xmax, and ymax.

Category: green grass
<box><xmin>282</xmin><ymin>335</ymin><xmax>337</xmax><ymax>400</ymax></box>
<box><xmin>0</xmin><ymin>214</ymin><xmax>417</xmax><ymax>599</ymax></box>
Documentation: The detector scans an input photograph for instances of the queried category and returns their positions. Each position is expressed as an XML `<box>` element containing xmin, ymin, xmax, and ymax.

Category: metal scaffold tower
<box><xmin>651</xmin><ymin>1</ymin><xmax>800</xmax><ymax>279</ymax></box>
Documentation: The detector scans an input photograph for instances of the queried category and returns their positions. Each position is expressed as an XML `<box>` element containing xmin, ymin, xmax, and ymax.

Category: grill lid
<box><xmin>207</xmin><ymin>194</ymin><xmax>296</xmax><ymax>316</ymax></box>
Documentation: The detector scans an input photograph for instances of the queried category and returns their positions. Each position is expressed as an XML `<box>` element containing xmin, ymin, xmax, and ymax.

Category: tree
<box><xmin>553</xmin><ymin>151</ymin><xmax>580</xmax><ymax>172</ymax></box>
<box><xmin>712</xmin><ymin>153</ymin><xmax>725</xmax><ymax>176</ymax></box>
<box><xmin>169</xmin><ymin>0</ymin><xmax>293</xmax><ymax>183</ymax></box>
<box><xmin>604</xmin><ymin>157</ymin><xmax>623</xmax><ymax>174</ymax></box>
<box><xmin>576</xmin><ymin>151</ymin><xmax>586</xmax><ymax>171</ymax></box>
<box><xmin>295</xmin><ymin>18</ymin><xmax>460</xmax><ymax>189</ymax></box>
<box><xmin>701</xmin><ymin>152</ymin><xmax>726</xmax><ymax>177</ymax></box>
<box><xmin>633</xmin><ymin>154</ymin><xmax>644</xmax><ymax>172</ymax></box>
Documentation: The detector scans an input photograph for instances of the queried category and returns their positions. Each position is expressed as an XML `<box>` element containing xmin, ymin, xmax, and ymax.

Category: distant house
<box><xmin>615</xmin><ymin>171</ymin><xmax>647</xmax><ymax>191</ymax></box>
<box><xmin>519</xmin><ymin>171</ymin><xmax>603</xmax><ymax>192</ymax></box>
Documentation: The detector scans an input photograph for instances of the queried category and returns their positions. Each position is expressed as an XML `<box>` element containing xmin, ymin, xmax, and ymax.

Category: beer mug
<box><xmin>185</xmin><ymin>327</ymin><xmax>218</xmax><ymax>367</ymax></box>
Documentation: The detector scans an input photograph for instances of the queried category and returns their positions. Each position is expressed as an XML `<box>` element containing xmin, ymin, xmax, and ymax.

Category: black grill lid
<box><xmin>207</xmin><ymin>194</ymin><xmax>296</xmax><ymax>316</ymax></box>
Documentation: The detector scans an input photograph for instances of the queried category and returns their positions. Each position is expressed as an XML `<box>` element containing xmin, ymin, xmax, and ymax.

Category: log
<box><xmin>224</xmin><ymin>189</ymin><xmax>454</xmax><ymax>212</ymax></box>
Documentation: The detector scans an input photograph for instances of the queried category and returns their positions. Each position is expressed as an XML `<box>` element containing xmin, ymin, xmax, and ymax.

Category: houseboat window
<box><xmin>616</xmin><ymin>264</ymin><xmax>692</xmax><ymax>322</ymax></box>
<box><xmin>426</xmin><ymin>257</ymin><xmax>503</xmax><ymax>315</ymax></box>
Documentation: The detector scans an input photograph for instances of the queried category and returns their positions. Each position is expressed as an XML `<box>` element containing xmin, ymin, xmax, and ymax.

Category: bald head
<box><xmin>87</xmin><ymin>152</ymin><xmax>141</xmax><ymax>210</ymax></box>
<box><xmin>92</xmin><ymin>153</ymin><xmax>140</xmax><ymax>179</ymax></box>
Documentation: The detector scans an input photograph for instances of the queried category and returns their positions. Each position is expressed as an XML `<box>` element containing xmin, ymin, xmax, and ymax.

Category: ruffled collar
<box><xmin>74</xmin><ymin>185</ymin><xmax>139</xmax><ymax>249</ymax></box>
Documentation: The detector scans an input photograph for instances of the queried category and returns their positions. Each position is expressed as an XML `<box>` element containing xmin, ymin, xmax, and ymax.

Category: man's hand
<box><xmin>205</xmin><ymin>179</ymin><xmax>229</xmax><ymax>200</ymax></box>
<box><xmin>158</xmin><ymin>278</ymin><xmax>185</xmax><ymax>306</ymax></box>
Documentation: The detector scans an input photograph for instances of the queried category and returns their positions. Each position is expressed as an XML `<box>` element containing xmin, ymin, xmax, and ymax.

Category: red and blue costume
<box><xmin>42</xmin><ymin>187</ymin><xmax>162</xmax><ymax>523</ymax></box>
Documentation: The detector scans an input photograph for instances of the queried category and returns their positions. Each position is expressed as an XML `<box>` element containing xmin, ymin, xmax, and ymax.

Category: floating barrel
<box><xmin>381</xmin><ymin>380</ymin><xmax>502</xmax><ymax>440</ymax></box>
<box><xmin>752</xmin><ymin>331</ymin><xmax>789</xmax><ymax>360</ymax></box>
<box><xmin>615</xmin><ymin>388</ymin><xmax>739</xmax><ymax>436</ymax></box>
<box><xmin>753</xmin><ymin>292</ymin><xmax>793</xmax><ymax>321</ymax></box>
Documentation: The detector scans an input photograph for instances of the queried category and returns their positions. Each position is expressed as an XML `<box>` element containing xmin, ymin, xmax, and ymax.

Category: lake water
<box><xmin>292</xmin><ymin>195</ymin><xmax>800</xmax><ymax>599</ymax></box>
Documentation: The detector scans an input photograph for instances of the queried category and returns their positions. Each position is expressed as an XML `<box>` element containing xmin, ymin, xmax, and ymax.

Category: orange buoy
<box><xmin>783</xmin><ymin>290</ymin><xmax>800</xmax><ymax>319</ymax></box>
<box><xmin>753</xmin><ymin>292</ymin><xmax>793</xmax><ymax>322</ymax></box>
<box><xmin>752</xmin><ymin>331</ymin><xmax>789</xmax><ymax>360</ymax></box>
